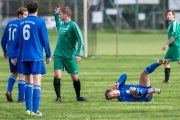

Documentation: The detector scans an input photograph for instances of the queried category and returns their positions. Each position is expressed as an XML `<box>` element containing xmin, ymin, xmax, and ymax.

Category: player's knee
<box><xmin>54</xmin><ymin>71</ymin><xmax>61</xmax><ymax>78</ymax></box>
<box><xmin>71</xmin><ymin>74</ymin><xmax>79</xmax><ymax>81</ymax></box>
<box><xmin>140</xmin><ymin>71</ymin><xmax>146</xmax><ymax>77</ymax></box>
<box><xmin>19</xmin><ymin>74</ymin><xmax>25</xmax><ymax>80</ymax></box>
<box><xmin>177</xmin><ymin>61</ymin><xmax>180</xmax><ymax>65</ymax></box>
<box><xmin>11</xmin><ymin>72</ymin><xmax>18</xmax><ymax>77</ymax></box>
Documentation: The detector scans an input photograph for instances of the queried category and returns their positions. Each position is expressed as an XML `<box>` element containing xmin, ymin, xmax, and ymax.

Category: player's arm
<box><xmin>162</xmin><ymin>22</ymin><xmax>177</xmax><ymax>50</ymax></box>
<box><xmin>73</xmin><ymin>22</ymin><xmax>84</xmax><ymax>57</ymax></box>
<box><xmin>129</xmin><ymin>87</ymin><xmax>143</xmax><ymax>98</ymax></box>
<box><xmin>1</xmin><ymin>25</ymin><xmax>8</xmax><ymax>59</ymax></box>
<box><xmin>54</xmin><ymin>6</ymin><xmax>63</xmax><ymax>30</ymax></box>
<box><xmin>39</xmin><ymin>21</ymin><xmax>51</xmax><ymax>64</ymax></box>
<box><xmin>11</xmin><ymin>25</ymin><xmax>19</xmax><ymax>65</ymax></box>
<box><xmin>112</xmin><ymin>74</ymin><xmax>127</xmax><ymax>90</ymax></box>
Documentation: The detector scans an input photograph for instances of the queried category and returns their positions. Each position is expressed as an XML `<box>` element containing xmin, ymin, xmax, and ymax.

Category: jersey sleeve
<box><xmin>171</xmin><ymin>21</ymin><xmax>179</xmax><ymax>38</ymax></box>
<box><xmin>116</xmin><ymin>74</ymin><xmax>127</xmax><ymax>88</ymax></box>
<box><xmin>72</xmin><ymin>22</ymin><xmax>84</xmax><ymax>56</ymax></box>
<box><xmin>1</xmin><ymin>25</ymin><xmax>8</xmax><ymax>53</ymax></box>
<box><xmin>11</xmin><ymin>25</ymin><xmax>19</xmax><ymax>59</ymax></box>
<box><xmin>54</xmin><ymin>13</ymin><xmax>63</xmax><ymax>30</ymax></box>
<box><xmin>39</xmin><ymin>21</ymin><xmax>51</xmax><ymax>58</ymax></box>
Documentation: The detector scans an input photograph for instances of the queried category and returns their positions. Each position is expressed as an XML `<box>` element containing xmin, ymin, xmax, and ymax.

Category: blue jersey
<box><xmin>117</xmin><ymin>84</ymin><xmax>152</xmax><ymax>102</ymax></box>
<box><xmin>1</xmin><ymin>19</ymin><xmax>20</xmax><ymax>58</ymax></box>
<box><xmin>116</xmin><ymin>74</ymin><xmax>152</xmax><ymax>102</ymax></box>
<box><xmin>11</xmin><ymin>15</ymin><xmax>51</xmax><ymax>61</ymax></box>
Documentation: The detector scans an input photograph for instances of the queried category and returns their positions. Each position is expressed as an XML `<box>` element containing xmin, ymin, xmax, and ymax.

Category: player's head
<box><xmin>166</xmin><ymin>10</ymin><xmax>175</xmax><ymax>21</ymax></box>
<box><xmin>59</xmin><ymin>6</ymin><xmax>72</xmax><ymax>21</ymax></box>
<box><xmin>26</xmin><ymin>0</ymin><xmax>39</xmax><ymax>14</ymax></box>
<box><xmin>105</xmin><ymin>89</ymin><xmax>120</xmax><ymax>100</ymax></box>
<box><xmin>17</xmin><ymin>7</ymin><xmax>28</xmax><ymax>19</ymax></box>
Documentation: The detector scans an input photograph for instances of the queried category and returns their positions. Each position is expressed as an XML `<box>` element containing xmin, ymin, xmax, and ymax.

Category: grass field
<box><xmin>0</xmin><ymin>30</ymin><xmax>180</xmax><ymax>120</ymax></box>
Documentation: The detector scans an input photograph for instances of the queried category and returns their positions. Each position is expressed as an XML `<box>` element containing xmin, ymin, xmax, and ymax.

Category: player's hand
<box><xmin>162</xmin><ymin>44</ymin><xmax>168</xmax><ymax>51</ymax></box>
<box><xmin>11</xmin><ymin>58</ymin><xmax>17</xmax><ymax>66</ymax></box>
<box><xmin>54</xmin><ymin>6</ymin><xmax>61</xmax><ymax>14</ymax></box>
<box><xmin>3</xmin><ymin>53</ymin><xmax>8</xmax><ymax>59</ymax></box>
<box><xmin>112</xmin><ymin>83</ymin><xmax>119</xmax><ymax>90</ymax></box>
<box><xmin>46</xmin><ymin>57</ymin><xmax>51</xmax><ymax>64</ymax></box>
<box><xmin>76</xmin><ymin>56</ymin><xmax>81</xmax><ymax>63</ymax></box>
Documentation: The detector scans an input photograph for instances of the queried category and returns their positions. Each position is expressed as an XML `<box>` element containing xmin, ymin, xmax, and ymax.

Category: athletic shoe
<box><xmin>31</xmin><ymin>111</ymin><xmax>45</xmax><ymax>116</ymax></box>
<box><xmin>153</xmin><ymin>88</ymin><xmax>161</xmax><ymax>94</ymax></box>
<box><xmin>5</xmin><ymin>91</ymin><xmax>13</xmax><ymax>102</ymax></box>
<box><xmin>157</xmin><ymin>59</ymin><xmax>168</xmax><ymax>65</ymax></box>
<box><xmin>18</xmin><ymin>100</ymin><xmax>25</xmax><ymax>103</ymax></box>
<box><xmin>55</xmin><ymin>97</ymin><xmax>61</xmax><ymax>103</ymax></box>
<box><xmin>162</xmin><ymin>80</ymin><xmax>170</xmax><ymax>83</ymax></box>
<box><xmin>77</xmin><ymin>96</ymin><xmax>87</xmax><ymax>101</ymax></box>
<box><xmin>26</xmin><ymin>110</ymin><xmax>31</xmax><ymax>116</ymax></box>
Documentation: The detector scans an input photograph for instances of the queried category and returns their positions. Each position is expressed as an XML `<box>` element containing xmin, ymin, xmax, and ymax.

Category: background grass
<box><xmin>0</xmin><ymin>30</ymin><xmax>180</xmax><ymax>120</ymax></box>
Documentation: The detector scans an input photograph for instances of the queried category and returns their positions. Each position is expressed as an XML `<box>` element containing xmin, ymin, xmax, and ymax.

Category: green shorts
<box><xmin>53</xmin><ymin>55</ymin><xmax>79</xmax><ymax>74</ymax></box>
<box><xmin>164</xmin><ymin>45</ymin><xmax>180</xmax><ymax>62</ymax></box>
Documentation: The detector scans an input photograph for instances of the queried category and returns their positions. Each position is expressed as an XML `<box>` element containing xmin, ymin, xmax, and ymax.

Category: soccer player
<box><xmin>11</xmin><ymin>1</ymin><xmax>51</xmax><ymax>116</ymax></box>
<box><xmin>104</xmin><ymin>60</ymin><xmax>166</xmax><ymax>102</ymax></box>
<box><xmin>161</xmin><ymin>10</ymin><xmax>180</xmax><ymax>83</ymax></box>
<box><xmin>1</xmin><ymin>7</ymin><xmax>28</xmax><ymax>102</ymax></box>
<box><xmin>53</xmin><ymin>6</ymin><xmax>86</xmax><ymax>102</ymax></box>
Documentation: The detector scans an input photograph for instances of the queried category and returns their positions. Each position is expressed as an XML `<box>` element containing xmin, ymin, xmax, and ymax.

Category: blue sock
<box><xmin>32</xmin><ymin>85</ymin><xmax>41</xmax><ymax>113</ymax></box>
<box><xmin>25</xmin><ymin>83</ymin><xmax>33</xmax><ymax>111</ymax></box>
<box><xmin>144</xmin><ymin>62</ymin><xmax>159</xmax><ymax>74</ymax></box>
<box><xmin>18</xmin><ymin>80</ymin><xmax>26</xmax><ymax>101</ymax></box>
<box><xmin>7</xmin><ymin>75</ymin><xmax>16</xmax><ymax>93</ymax></box>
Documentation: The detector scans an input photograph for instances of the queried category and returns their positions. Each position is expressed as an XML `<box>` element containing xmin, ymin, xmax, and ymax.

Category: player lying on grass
<box><xmin>105</xmin><ymin>60</ymin><xmax>168</xmax><ymax>102</ymax></box>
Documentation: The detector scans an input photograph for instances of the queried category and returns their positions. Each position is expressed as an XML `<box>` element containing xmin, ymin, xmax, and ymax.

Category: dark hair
<box><xmin>26</xmin><ymin>0</ymin><xmax>39</xmax><ymax>14</ymax></box>
<box><xmin>166</xmin><ymin>10</ymin><xmax>175</xmax><ymax>16</ymax></box>
<box><xmin>17</xmin><ymin>7</ymin><xmax>27</xmax><ymax>17</ymax></box>
<box><xmin>105</xmin><ymin>89</ymin><xmax>112</xmax><ymax>100</ymax></box>
<box><xmin>60</xmin><ymin>6</ymin><xmax>72</xmax><ymax>17</ymax></box>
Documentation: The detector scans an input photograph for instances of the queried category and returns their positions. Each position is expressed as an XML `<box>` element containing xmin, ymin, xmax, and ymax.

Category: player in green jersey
<box><xmin>162</xmin><ymin>10</ymin><xmax>180</xmax><ymax>83</ymax></box>
<box><xmin>53</xmin><ymin>6</ymin><xmax>86</xmax><ymax>102</ymax></box>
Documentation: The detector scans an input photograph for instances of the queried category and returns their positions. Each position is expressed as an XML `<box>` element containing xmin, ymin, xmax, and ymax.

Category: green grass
<box><xmin>0</xmin><ymin>30</ymin><xmax>180</xmax><ymax>120</ymax></box>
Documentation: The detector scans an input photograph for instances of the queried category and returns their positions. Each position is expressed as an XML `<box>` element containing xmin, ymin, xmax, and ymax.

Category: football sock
<box><xmin>144</xmin><ymin>62</ymin><xmax>159</xmax><ymax>74</ymax></box>
<box><xmin>116</xmin><ymin>74</ymin><xmax>127</xmax><ymax>86</ymax></box>
<box><xmin>25</xmin><ymin>83</ymin><xmax>33</xmax><ymax>111</ymax></box>
<box><xmin>7</xmin><ymin>75</ymin><xmax>16</xmax><ymax>93</ymax></box>
<box><xmin>32</xmin><ymin>85</ymin><xmax>41</xmax><ymax>113</ymax></box>
<box><xmin>53</xmin><ymin>77</ymin><xmax>61</xmax><ymax>98</ymax></box>
<box><xmin>18</xmin><ymin>80</ymin><xmax>26</xmax><ymax>101</ymax></box>
<box><xmin>73</xmin><ymin>79</ymin><xmax>81</xmax><ymax>98</ymax></box>
<box><xmin>165</xmin><ymin>68</ymin><xmax>170</xmax><ymax>81</ymax></box>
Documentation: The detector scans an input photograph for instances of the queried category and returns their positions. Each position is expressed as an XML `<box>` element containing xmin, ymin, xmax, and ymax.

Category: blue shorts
<box><xmin>22</xmin><ymin>60</ymin><xmax>46</xmax><ymax>75</ymax></box>
<box><xmin>8</xmin><ymin>59</ymin><xmax>23</xmax><ymax>74</ymax></box>
<box><xmin>17</xmin><ymin>61</ymin><xmax>23</xmax><ymax>74</ymax></box>
<box><xmin>8</xmin><ymin>58</ymin><xmax>18</xmax><ymax>73</ymax></box>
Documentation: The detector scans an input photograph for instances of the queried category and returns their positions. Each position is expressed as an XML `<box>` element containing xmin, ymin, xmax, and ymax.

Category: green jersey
<box><xmin>53</xmin><ymin>13</ymin><xmax>84</xmax><ymax>58</ymax></box>
<box><xmin>168</xmin><ymin>20</ymin><xmax>180</xmax><ymax>47</ymax></box>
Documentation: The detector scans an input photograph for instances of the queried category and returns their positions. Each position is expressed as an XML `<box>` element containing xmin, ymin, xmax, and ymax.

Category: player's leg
<box><xmin>25</xmin><ymin>75</ymin><xmax>33</xmax><ymax>115</ymax></box>
<box><xmin>5</xmin><ymin>59</ymin><xmax>18</xmax><ymax>102</ymax></box>
<box><xmin>53</xmin><ymin>55</ymin><xmax>63</xmax><ymax>102</ymax></box>
<box><xmin>163</xmin><ymin>48</ymin><xmax>172</xmax><ymax>83</ymax></box>
<box><xmin>65</xmin><ymin>58</ymin><xmax>86</xmax><ymax>101</ymax></box>
<box><xmin>23</xmin><ymin>61</ymin><xmax>33</xmax><ymax>115</ymax></box>
<box><xmin>139</xmin><ymin>61</ymin><xmax>162</xmax><ymax>87</ymax></box>
<box><xmin>17</xmin><ymin>61</ymin><xmax>25</xmax><ymax>102</ymax></box>
<box><xmin>31</xmin><ymin>60</ymin><xmax>46</xmax><ymax>116</ymax></box>
<box><xmin>18</xmin><ymin>74</ymin><xmax>25</xmax><ymax>102</ymax></box>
